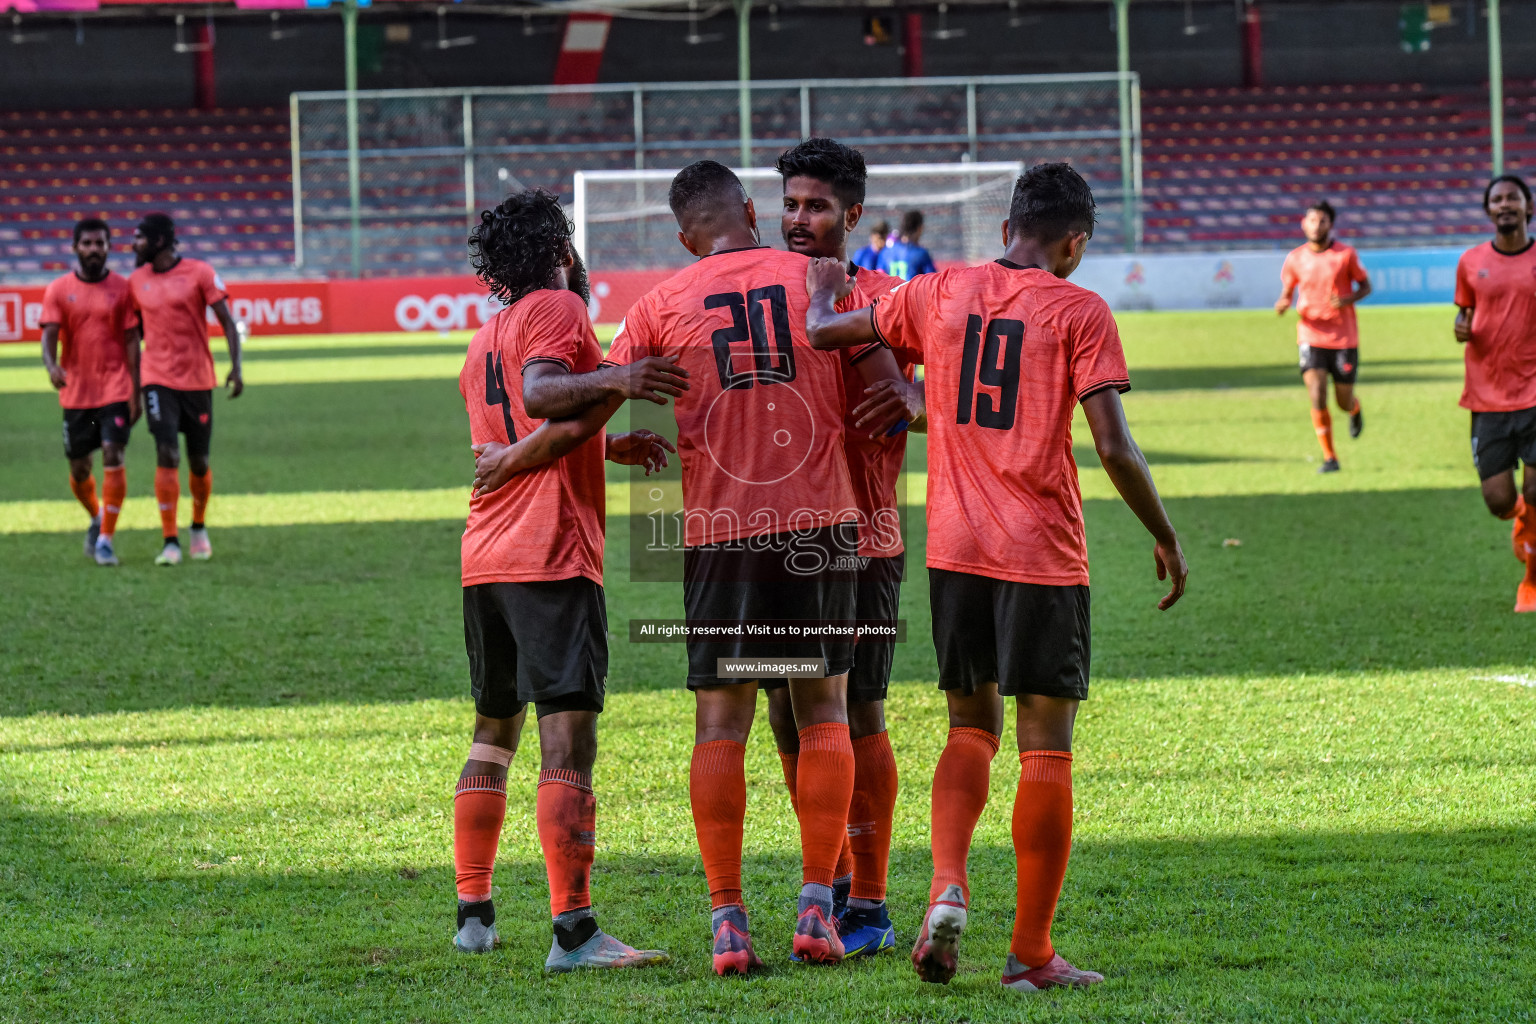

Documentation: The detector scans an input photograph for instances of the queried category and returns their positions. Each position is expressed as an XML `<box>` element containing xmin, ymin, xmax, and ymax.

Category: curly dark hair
<box><xmin>468</xmin><ymin>188</ymin><xmax>574</xmax><ymax>305</ymax></box>
<box><xmin>1306</xmin><ymin>199</ymin><xmax>1337</xmax><ymax>224</ymax></box>
<box><xmin>775</xmin><ymin>137</ymin><xmax>867</xmax><ymax>209</ymax></box>
<box><xmin>1008</xmin><ymin>162</ymin><xmax>1096</xmax><ymax>242</ymax></box>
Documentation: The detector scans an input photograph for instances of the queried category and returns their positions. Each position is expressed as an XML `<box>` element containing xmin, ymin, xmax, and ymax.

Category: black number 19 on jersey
<box><xmin>957</xmin><ymin>314</ymin><xmax>1024</xmax><ymax>429</ymax></box>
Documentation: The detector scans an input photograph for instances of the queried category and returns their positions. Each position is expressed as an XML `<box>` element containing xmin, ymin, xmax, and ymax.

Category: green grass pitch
<box><xmin>0</xmin><ymin>306</ymin><xmax>1532</xmax><ymax>1023</ymax></box>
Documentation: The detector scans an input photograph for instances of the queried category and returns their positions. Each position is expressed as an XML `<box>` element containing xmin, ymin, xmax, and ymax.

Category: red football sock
<box><xmin>154</xmin><ymin>466</ymin><xmax>180</xmax><ymax>540</ymax></box>
<box><xmin>101</xmin><ymin>466</ymin><xmax>126</xmax><ymax>538</ymax></box>
<box><xmin>1513</xmin><ymin>497</ymin><xmax>1536</xmax><ymax>557</ymax></box>
<box><xmin>1311</xmin><ymin>408</ymin><xmax>1336</xmax><ymax>461</ymax></box>
<box><xmin>70</xmin><ymin>475</ymin><xmax>99</xmax><ymax>518</ymax></box>
<box><xmin>796</xmin><ymin>722</ymin><xmax>855</xmax><ymax>887</ymax></box>
<box><xmin>1010</xmin><ymin>751</ymin><xmax>1074</xmax><ymax>968</ymax></box>
<box><xmin>189</xmin><ymin>468</ymin><xmax>211</xmax><ymax>525</ymax></box>
<box><xmin>778</xmin><ymin>750</ymin><xmax>800</xmax><ymax>815</ymax></box>
<box><xmin>849</xmin><ymin>730</ymin><xmax>899</xmax><ymax>901</ymax></box>
<box><xmin>537</xmin><ymin>769</ymin><xmax>596</xmax><ymax>916</ymax></box>
<box><xmin>929</xmin><ymin>726</ymin><xmax>1000</xmax><ymax>904</ymax></box>
<box><xmin>453</xmin><ymin>775</ymin><xmax>507</xmax><ymax>902</ymax></box>
<box><xmin>690</xmin><ymin>740</ymin><xmax>747</xmax><ymax>909</ymax></box>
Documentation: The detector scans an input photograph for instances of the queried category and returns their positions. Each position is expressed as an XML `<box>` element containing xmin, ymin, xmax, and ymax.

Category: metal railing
<box><xmin>290</xmin><ymin>72</ymin><xmax>1142</xmax><ymax>276</ymax></box>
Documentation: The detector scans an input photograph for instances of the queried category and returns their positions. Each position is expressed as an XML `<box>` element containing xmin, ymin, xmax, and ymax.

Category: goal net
<box><xmin>573</xmin><ymin>163</ymin><xmax>1024</xmax><ymax>274</ymax></box>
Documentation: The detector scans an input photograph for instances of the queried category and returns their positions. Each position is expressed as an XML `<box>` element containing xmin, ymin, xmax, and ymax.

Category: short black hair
<box><xmin>1008</xmin><ymin>162</ymin><xmax>1096</xmax><ymax>242</ymax></box>
<box><xmin>73</xmin><ymin>218</ymin><xmax>110</xmax><ymax>244</ymax></box>
<box><xmin>871</xmin><ymin>220</ymin><xmax>890</xmax><ymax>236</ymax></box>
<box><xmin>1484</xmin><ymin>174</ymin><xmax>1533</xmax><ymax>219</ymax></box>
<box><xmin>900</xmin><ymin>209</ymin><xmax>924</xmax><ymax>235</ymax></box>
<box><xmin>775</xmin><ymin>138</ymin><xmax>867</xmax><ymax>209</ymax></box>
<box><xmin>1306</xmin><ymin>200</ymin><xmax>1337</xmax><ymax>224</ymax></box>
<box><xmin>668</xmin><ymin>159</ymin><xmax>747</xmax><ymax>225</ymax></box>
<box><xmin>468</xmin><ymin>188</ymin><xmax>574</xmax><ymax>306</ymax></box>
<box><xmin>137</xmin><ymin>212</ymin><xmax>175</xmax><ymax>247</ymax></box>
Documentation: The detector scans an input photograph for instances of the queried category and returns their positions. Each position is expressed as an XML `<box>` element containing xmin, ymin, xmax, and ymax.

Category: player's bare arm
<box><xmin>1273</xmin><ymin>286</ymin><xmax>1293</xmax><ymax>315</ymax></box>
<box><xmin>1330</xmin><ymin>276</ymin><xmax>1372</xmax><ymax>309</ymax></box>
<box><xmin>40</xmin><ymin>323</ymin><xmax>67</xmax><ymax>390</ymax></box>
<box><xmin>124</xmin><ymin>326</ymin><xmax>143</xmax><ymax>424</ymax></box>
<box><xmin>471</xmin><ymin>393</ymin><xmax>675</xmax><ymax>496</ymax></box>
<box><xmin>1080</xmin><ymin>387</ymin><xmax>1188</xmax><ymax>610</ymax></box>
<box><xmin>849</xmin><ymin>347</ymin><xmax>926</xmax><ymax>437</ymax></box>
<box><xmin>805</xmin><ymin>257</ymin><xmax>876</xmax><ymax>350</ymax></box>
<box><xmin>210</xmin><ymin>297</ymin><xmax>243</xmax><ymax>398</ymax></box>
<box><xmin>1454</xmin><ymin>307</ymin><xmax>1474</xmax><ymax>344</ymax></box>
<box><xmin>523</xmin><ymin>355</ymin><xmax>689</xmax><ymax>417</ymax></box>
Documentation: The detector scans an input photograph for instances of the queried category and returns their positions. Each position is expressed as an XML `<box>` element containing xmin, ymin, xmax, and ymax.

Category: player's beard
<box><xmin>567</xmin><ymin>251</ymin><xmax>591</xmax><ymax>304</ymax></box>
<box><xmin>77</xmin><ymin>252</ymin><xmax>107</xmax><ymax>279</ymax></box>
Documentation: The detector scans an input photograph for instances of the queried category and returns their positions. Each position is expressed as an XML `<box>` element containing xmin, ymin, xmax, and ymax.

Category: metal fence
<box><xmin>290</xmin><ymin>72</ymin><xmax>1142</xmax><ymax>277</ymax></box>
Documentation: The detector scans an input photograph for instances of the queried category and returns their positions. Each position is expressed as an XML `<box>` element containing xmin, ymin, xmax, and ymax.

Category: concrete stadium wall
<box><xmin>2</xmin><ymin>2</ymin><xmax>1534</xmax><ymax>111</ymax></box>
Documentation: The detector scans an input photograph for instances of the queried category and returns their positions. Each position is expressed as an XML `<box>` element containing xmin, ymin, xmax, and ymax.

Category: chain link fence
<box><xmin>291</xmin><ymin>73</ymin><xmax>1141</xmax><ymax>277</ymax></box>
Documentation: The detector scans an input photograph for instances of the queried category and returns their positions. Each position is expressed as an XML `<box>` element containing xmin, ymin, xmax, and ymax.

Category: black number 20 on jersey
<box><xmin>957</xmin><ymin>314</ymin><xmax>1024</xmax><ymax>429</ymax></box>
<box><xmin>705</xmin><ymin>285</ymin><xmax>797</xmax><ymax>389</ymax></box>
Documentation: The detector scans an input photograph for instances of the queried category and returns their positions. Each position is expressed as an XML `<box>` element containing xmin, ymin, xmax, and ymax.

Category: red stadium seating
<box><xmin>1141</xmin><ymin>80</ymin><xmax>1536</xmax><ymax>249</ymax></box>
<box><xmin>0</xmin><ymin>106</ymin><xmax>294</xmax><ymax>277</ymax></box>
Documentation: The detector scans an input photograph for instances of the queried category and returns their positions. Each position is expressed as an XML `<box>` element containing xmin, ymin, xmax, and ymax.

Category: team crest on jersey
<box><xmin>1478</xmin><ymin>269</ymin><xmax>1490</xmax><ymax>278</ymax></box>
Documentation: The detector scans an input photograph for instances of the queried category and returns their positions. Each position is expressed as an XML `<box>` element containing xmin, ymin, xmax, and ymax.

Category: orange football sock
<box><xmin>784</xmin><ymin>748</ymin><xmax>854</xmax><ymax>884</ymax></box>
<box><xmin>69</xmin><ymin>475</ymin><xmax>99</xmax><ymax>518</ymax></box>
<box><xmin>453</xmin><ymin>775</ymin><xmax>507</xmax><ymax>902</ymax></box>
<box><xmin>796</xmin><ymin>722</ymin><xmax>855</xmax><ymax>887</ymax></box>
<box><xmin>849</xmin><ymin>730</ymin><xmax>899</xmax><ymax>901</ymax></box>
<box><xmin>101</xmin><ymin>466</ymin><xmax>126</xmax><ymax>538</ymax></box>
<box><xmin>1311</xmin><ymin>408</ymin><xmax>1336</xmax><ymax>460</ymax></box>
<box><xmin>690</xmin><ymin>740</ymin><xmax>747</xmax><ymax>909</ymax></box>
<box><xmin>929</xmin><ymin>727</ymin><xmax>1000</xmax><ymax>903</ymax></box>
<box><xmin>536</xmin><ymin>769</ymin><xmax>596</xmax><ymax>916</ymax></box>
<box><xmin>154</xmin><ymin>466</ymin><xmax>180</xmax><ymax>540</ymax></box>
<box><xmin>1010</xmin><ymin>751</ymin><xmax>1075</xmax><ymax>969</ymax></box>
<box><xmin>189</xmin><ymin>468</ymin><xmax>211</xmax><ymax>526</ymax></box>
<box><xmin>1512</xmin><ymin>497</ymin><xmax>1536</xmax><ymax>562</ymax></box>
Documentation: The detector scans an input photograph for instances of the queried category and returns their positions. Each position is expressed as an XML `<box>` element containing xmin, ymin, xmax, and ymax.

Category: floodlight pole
<box><xmin>736</xmin><ymin>0</ymin><xmax>752</xmax><ymax>167</ymax></box>
<box><xmin>344</xmin><ymin>0</ymin><xmax>363</xmax><ymax>277</ymax></box>
<box><xmin>1489</xmin><ymin>0</ymin><xmax>1504</xmax><ymax>175</ymax></box>
<box><xmin>1114</xmin><ymin>0</ymin><xmax>1135</xmax><ymax>251</ymax></box>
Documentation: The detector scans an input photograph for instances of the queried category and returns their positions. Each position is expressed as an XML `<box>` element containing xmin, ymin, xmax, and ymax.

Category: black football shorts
<box><xmin>463</xmin><ymin>577</ymin><xmax>608</xmax><ymax>719</ymax></box>
<box><xmin>682</xmin><ymin>523</ymin><xmax>858</xmax><ymax>689</ymax></box>
<box><xmin>144</xmin><ymin>385</ymin><xmax>213</xmax><ymax>458</ymax></box>
<box><xmin>929</xmin><ymin>568</ymin><xmax>1090</xmax><ymax>701</ymax></box>
<box><xmin>1471</xmin><ymin>406</ymin><xmax>1536</xmax><ymax>481</ymax></box>
<box><xmin>1297</xmin><ymin>345</ymin><xmax>1358</xmax><ymax>385</ymax></box>
<box><xmin>62</xmin><ymin>402</ymin><xmax>131</xmax><ymax>460</ymax></box>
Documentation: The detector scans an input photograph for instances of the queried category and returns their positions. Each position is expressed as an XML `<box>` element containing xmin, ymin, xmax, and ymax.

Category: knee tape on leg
<box><xmin>468</xmin><ymin>742</ymin><xmax>514</xmax><ymax>767</ymax></box>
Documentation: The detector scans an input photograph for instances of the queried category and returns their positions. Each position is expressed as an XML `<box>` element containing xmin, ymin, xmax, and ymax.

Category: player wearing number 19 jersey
<box><xmin>807</xmin><ymin>162</ymin><xmax>1187</xmax><ymax>993</ymax></box>
<box><xmin>602</xmin><ymin>159</ymin><xmax>908</xmax><ymax>974</ymax></box>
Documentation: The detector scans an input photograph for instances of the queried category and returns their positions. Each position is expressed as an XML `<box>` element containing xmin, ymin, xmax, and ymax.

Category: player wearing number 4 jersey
<box><xmin>602</xmin><ymin>160</ymin><xmax>910</xmax><ymax>975</ymax></box>
<box><xmin>807</xmin><ymin>162</ymin><xmax>1188</xmax><ymax>993</ymax></box>
<box><xmin>1454</xmin><ymin>174</ymin><xmax>1536</xmax><ymax>613</ymax></box>
<box><xmin>449</xmin><ymin>188</ymin><xmax>675</xmax><ymax>972</ymax></box>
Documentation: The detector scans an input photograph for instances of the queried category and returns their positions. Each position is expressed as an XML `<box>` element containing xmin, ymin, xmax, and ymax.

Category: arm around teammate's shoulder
<box><xmin>1081</xmin><ymin>387</ymin><xmax>1187</xmax><ymax>610</ymax></box>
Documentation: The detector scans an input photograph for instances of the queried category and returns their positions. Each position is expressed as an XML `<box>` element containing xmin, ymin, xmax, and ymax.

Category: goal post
<box><xmin>573</xmin><ymin>163</ymin><xmax>1025</xmax><ymax>275</ymax></box>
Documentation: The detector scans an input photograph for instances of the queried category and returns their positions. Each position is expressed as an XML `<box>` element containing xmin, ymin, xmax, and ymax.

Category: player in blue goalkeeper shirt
<box><xmin>876</xmin><ymin>209</ymin><xmax>937</xmax><ymax>280</ymax></box>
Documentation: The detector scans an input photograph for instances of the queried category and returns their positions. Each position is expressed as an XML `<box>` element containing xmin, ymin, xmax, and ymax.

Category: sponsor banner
<box><xmin>1072</xmin><ymin>245</ymin><xmax>1464</xmax><ymax>313</ymax></box>
<box><xmin>0</xmin><ymin>280</ymin><xmax>330</xmax><ymax>342</ymax></box>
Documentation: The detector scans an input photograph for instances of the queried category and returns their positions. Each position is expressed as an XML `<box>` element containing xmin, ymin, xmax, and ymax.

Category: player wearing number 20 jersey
<box><xmin>807</xmin><ymin>162</ymin><xmax>1186</xmax><ymax>994</ymax></box>
<box><xmin>602</xmin><ymin>159</ymin><xmax>910</xmax><ymax>974</ymax></box>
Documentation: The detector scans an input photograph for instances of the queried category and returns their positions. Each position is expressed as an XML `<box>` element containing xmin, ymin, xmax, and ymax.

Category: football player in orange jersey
<box><xmin>1274</xmin><ymin>201</ymin><xmax>1372</xmax><ymax>472</ymax></box>
<box><xmin>806</xmin><ymin>162</ymin><xmax>1187</xmax><ymax>993</ymax></box>
<box><xmin>39</xmin><ymin>218</ymin><xmax>142</xmax><ymax>566</ymax></box>
<box><xmin>449</xmin><ymin>188</ymin><xmax>674</xmax><ymax>970</ymax></box>
<box><xmin>1453</xmin><ymin>175</ymin><xmax>1536</xmax><ymax>612</ymax></box>
<box><xmin>769</xmin><ymin>138</ymin><xmax>923</xmax><ymax>960</ymax></box>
